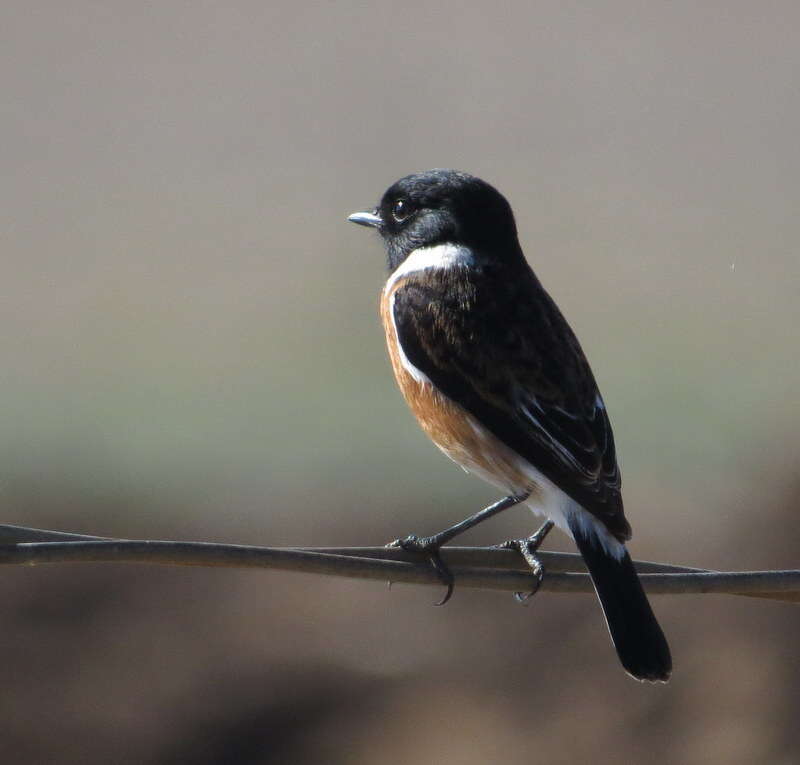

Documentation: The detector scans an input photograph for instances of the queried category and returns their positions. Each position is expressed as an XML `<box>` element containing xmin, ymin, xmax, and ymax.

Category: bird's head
<box><xmin>349</xmin><ymin>169</ymin><xmax>521</xmax><ymax>272</ymax></box>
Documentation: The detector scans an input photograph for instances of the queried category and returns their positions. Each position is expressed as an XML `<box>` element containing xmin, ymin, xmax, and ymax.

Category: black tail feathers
<box><xmin>569</xmin><ymin>519</ymin><xmax>672</xmax><ymax>682</ymax></box>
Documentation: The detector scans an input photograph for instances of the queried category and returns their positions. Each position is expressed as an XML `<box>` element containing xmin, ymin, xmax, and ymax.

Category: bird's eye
<box><xmin>392</xmin><ymin>198</ymin><xmax>411</xmax><ymax>222</ymax></box>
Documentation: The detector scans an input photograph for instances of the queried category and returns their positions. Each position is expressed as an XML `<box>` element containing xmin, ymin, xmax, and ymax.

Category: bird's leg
<box><xmin>494</xmin><ymin>519</ymin><xmax>555</xmax><ymax>603</ymax></box>
<box><xmin>387</xmin><ymin>492</ymin><xmax>530</xmax><ymax>605</ymax></box>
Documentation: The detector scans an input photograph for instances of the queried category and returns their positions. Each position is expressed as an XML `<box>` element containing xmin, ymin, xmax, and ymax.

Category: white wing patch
<box><xmin>517</xmin><ymin>399</ymin><xmax>593</xmax><ymax>477</ymax></box>
<box><xmin>516</xmin><ymin>389</ymin><xmax>611</xmax><ymax>480</ymax></box>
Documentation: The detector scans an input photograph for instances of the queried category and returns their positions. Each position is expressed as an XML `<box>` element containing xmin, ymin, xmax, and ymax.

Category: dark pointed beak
<box><xmin>347</xmin><ymin>210</ymin><xmax>383</xmax><ymax>228</ymax></box>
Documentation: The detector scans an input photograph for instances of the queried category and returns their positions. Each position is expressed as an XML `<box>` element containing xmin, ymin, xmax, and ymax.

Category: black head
<box><xmin>348</xmin><ymin>169</ymin><xmax>522</xmax><ymax>272</ymax></box>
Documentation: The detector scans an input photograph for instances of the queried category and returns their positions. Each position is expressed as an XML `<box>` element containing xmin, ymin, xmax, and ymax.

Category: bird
<box><xmin>348</xmin><ymin>169</ymin><xmax>671</xmax><ymax>682</ymax></box>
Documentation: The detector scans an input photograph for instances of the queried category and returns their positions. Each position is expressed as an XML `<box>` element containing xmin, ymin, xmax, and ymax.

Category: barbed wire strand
<box><xmin>0</xmin><ymin>524</ymin><xmax>797</xmax><ymax>603</ymax></box>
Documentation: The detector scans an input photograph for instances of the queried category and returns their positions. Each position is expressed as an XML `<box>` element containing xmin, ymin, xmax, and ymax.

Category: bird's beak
<box><xmin>347</xmin><ymin>210</ymin><xmax>383</xmax><ymax>228</ymax></box>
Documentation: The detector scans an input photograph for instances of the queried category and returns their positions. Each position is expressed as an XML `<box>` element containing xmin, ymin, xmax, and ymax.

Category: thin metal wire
<box><xmin>0</xmin><ymin>524</ymin><xmax>797</xmax><ymax>602</ymax></box>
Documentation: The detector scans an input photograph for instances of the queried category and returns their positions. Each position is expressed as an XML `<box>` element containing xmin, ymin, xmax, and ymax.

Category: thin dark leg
<box><xmin>495</xmin><ymin>519</ymin><xmax>555</xmax><ymax>602</ymax></box>
<box><xmin>388</xmin><ymin>491</ymin><xmax>530</xmax><ymax>605</ymax></box>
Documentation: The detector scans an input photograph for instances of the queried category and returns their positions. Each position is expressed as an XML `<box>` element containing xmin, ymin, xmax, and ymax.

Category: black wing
<box><xmin>392</xmin><ymin>266</ymin><xmax>630</xmax><ymax>540</ymax></box>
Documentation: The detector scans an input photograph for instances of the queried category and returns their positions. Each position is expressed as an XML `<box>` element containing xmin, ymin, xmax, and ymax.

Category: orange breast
<box><xmin>379</xmin><ymin>279</ymin><xmax>540</xmax><ymax>499</ymax></box>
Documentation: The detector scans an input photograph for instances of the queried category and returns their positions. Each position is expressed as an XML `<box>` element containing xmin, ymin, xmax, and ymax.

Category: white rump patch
<box><xmin>462</xmin><ymin>417</ymin><xmax>626</xmax><ymax>561</ymax></box>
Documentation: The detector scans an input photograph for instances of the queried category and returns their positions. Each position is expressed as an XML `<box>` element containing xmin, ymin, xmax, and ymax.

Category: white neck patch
<box><xmin>384</xmin><ymin>244</ymin><xmax>474</xmax><ymax>294</ymax></box>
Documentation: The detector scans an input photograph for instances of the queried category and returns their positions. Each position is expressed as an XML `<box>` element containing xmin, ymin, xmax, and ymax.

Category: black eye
<box><xmin>392</xmin><ymin>198</ymin><xmax>411</xmax><ymax>222</ymax></box>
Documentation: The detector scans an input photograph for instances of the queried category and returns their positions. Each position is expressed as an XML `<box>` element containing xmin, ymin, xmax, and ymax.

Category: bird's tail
<box><xmin>569</xmin><ymin>517</ymin><xmax>672</xmax><ymax>682</ymax></box>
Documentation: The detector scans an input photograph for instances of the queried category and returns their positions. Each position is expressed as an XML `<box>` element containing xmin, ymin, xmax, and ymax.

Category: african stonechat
<box><xmin>348</xmin><ymin>169</ymin><xmax>671</xmax><ymax>682</ymax></box>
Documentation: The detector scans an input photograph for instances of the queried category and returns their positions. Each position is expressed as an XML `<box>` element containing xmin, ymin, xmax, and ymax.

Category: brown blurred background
<box><xmin>2</xmin><ymin>1</ymin><xmax>799</xmax><ymax>763</ymax></box>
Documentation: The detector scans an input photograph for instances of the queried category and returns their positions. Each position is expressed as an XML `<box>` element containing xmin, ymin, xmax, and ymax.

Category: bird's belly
<box><xmin>410</xmin><ymin>376</ymin><xmax>528</xmax><ymax>487</ymax></box>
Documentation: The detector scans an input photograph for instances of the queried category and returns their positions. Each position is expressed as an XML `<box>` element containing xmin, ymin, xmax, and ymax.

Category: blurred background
<box><xmin>1</xmin><ymin>1</ymin><xmax>799</xmax><ymax>762</ymax></box>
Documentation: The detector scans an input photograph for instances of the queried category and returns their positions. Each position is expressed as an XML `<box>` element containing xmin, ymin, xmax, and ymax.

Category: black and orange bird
<box><xmin>348</xmin><ymin>169</ymin><xmax>671</xmax><ymax>682</ymax></box>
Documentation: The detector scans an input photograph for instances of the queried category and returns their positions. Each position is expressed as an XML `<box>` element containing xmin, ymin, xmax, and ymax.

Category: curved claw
<box><xmin>387</xmin><ymin>534</ymin><xmax>455</xmax><ymax>605</ymax></box>
<box><xmin>512</xmin><ymin>564</ymin><xmax>544</xmax><ymax>604</ymax></box>
<box><xmin>434</xmin><ymin>586</ymin><xmax>454</xmax><ymax>606</ymax></box>
<box><xmin>428</xmin><ymin>552</ymin><xmax>455</xmax><ymax>605</ymax></box>
<box><xmin>499</xmin><ymin>527</ymin><xmax>549</xmax><ymax>604</ymax></box>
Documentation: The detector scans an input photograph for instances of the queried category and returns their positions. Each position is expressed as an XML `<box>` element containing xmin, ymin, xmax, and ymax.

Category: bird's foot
<box><xmin>387</xmin><ymin>534</ymin><xmax>454</xmax><ymax>605</ymax></box>
<box><xmin>494</xmin><ymin>520</ymin><xmax>554</xmax><ymax>603</ymax></box>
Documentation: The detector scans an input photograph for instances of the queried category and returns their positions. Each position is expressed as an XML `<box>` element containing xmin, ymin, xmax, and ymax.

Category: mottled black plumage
<box><xmin>348</xmin><ymin>169</ymin><xmax>671</xmax><ymax>682</ymax></box>
<box><xmin>392</xmin><ymin>264</ymin><xmax>629</xmax><ymax>540</ymax></box>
